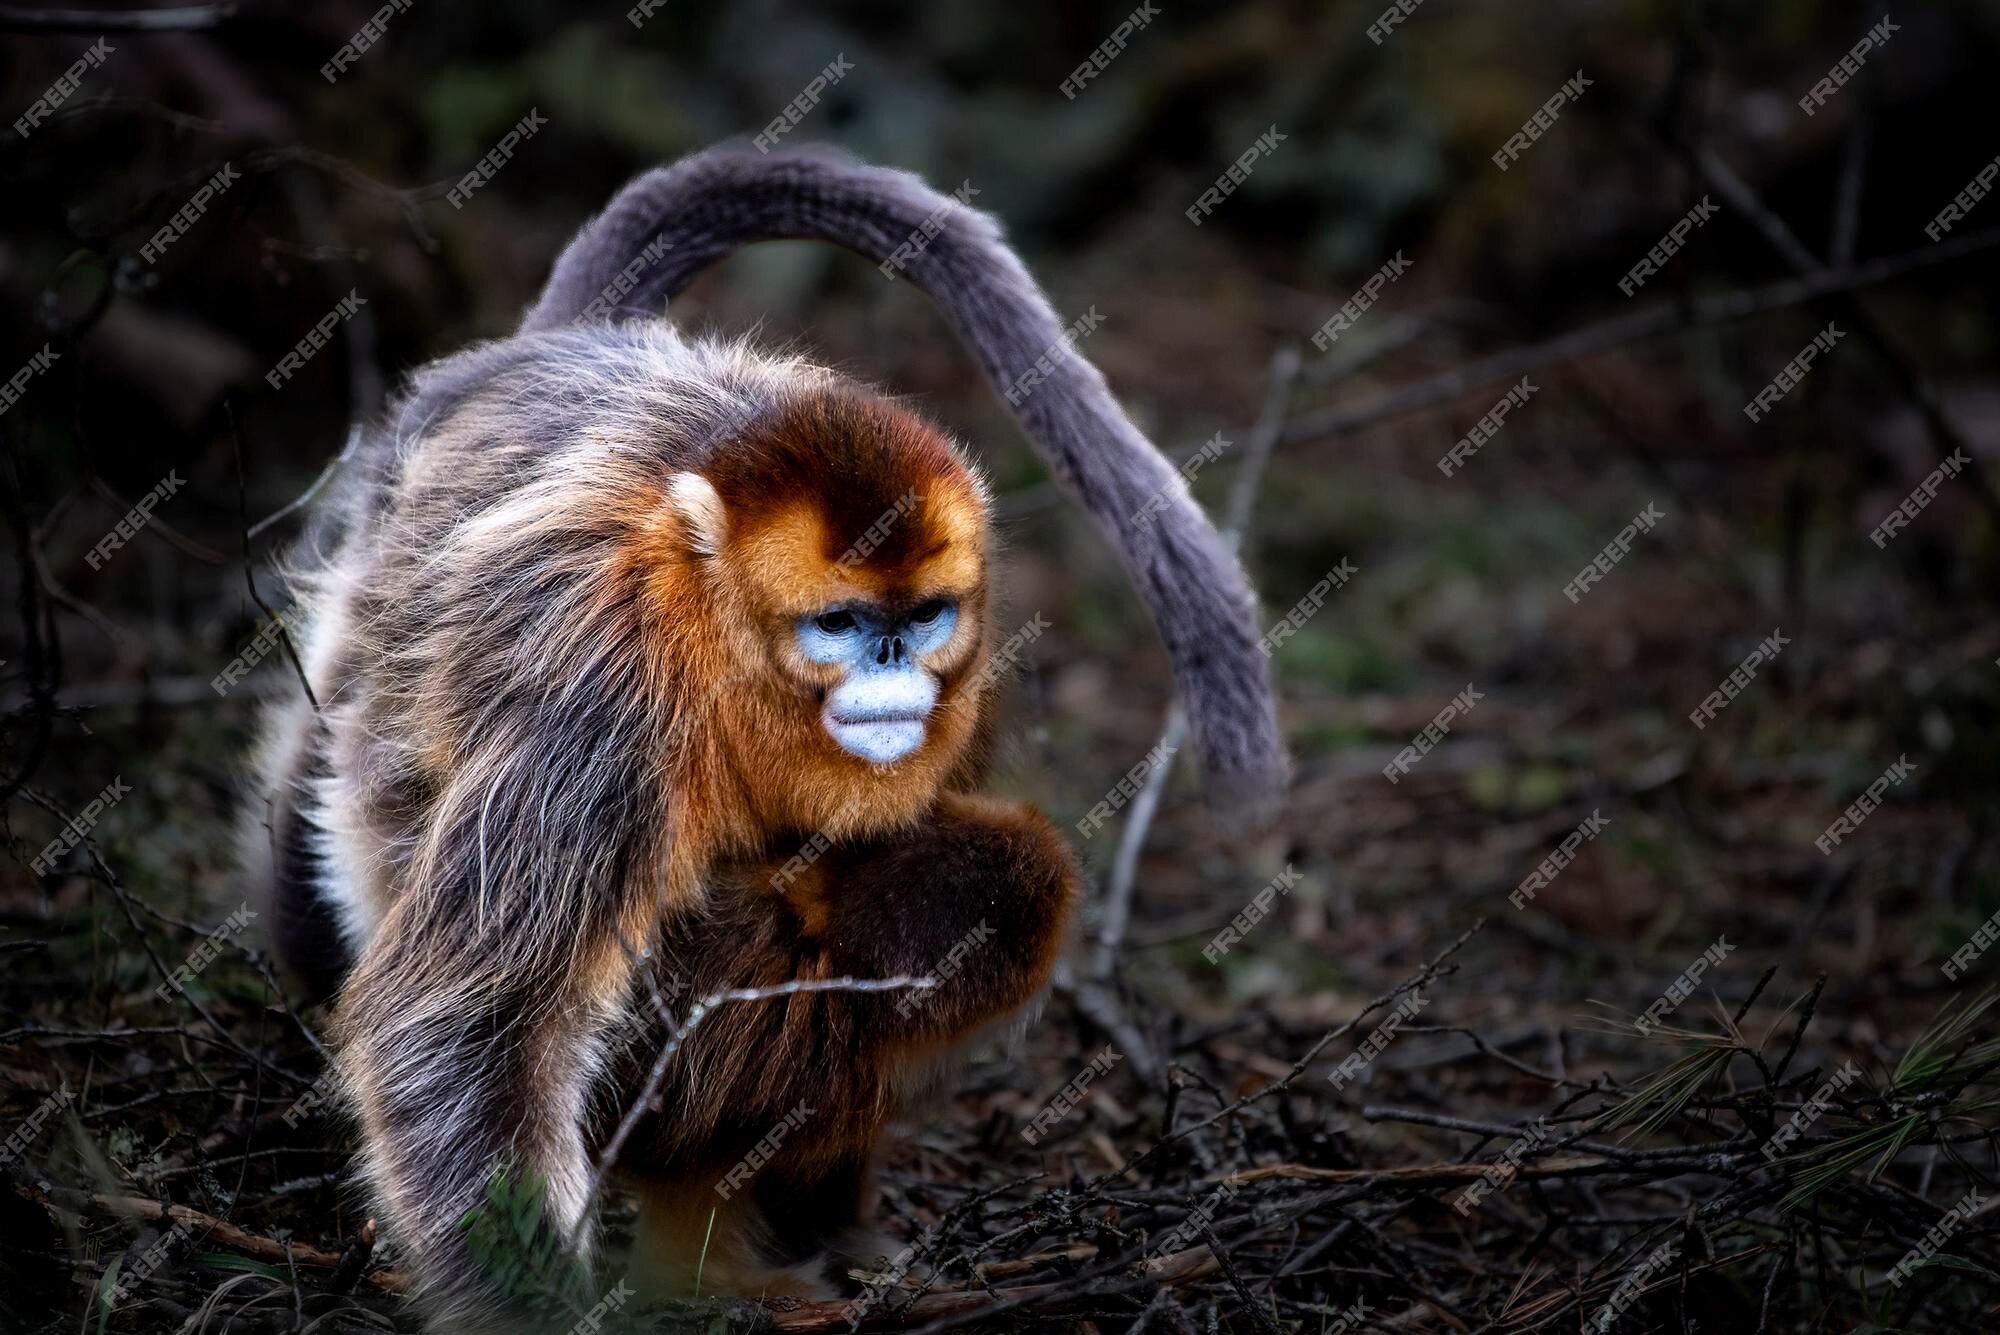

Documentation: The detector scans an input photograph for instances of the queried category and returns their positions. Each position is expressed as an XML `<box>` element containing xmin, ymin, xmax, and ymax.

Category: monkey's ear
<box><xmin>664</xmin><ymin>472</ymin><xmax>728</xmax><ymax>558</ymax></box>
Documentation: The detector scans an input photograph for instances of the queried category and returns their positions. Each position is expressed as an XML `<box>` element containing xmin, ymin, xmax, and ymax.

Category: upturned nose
<box><xmin>875</xmin><ymin>635</ymin><xmax>906</xmax><ymax>666</ymax></box>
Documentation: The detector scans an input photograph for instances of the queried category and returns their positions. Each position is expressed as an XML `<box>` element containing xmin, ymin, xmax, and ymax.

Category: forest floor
<box><xmin>7</xmin><ymin>8</ymin><xmax>2000</xmax><ymax>1325</ymax></box>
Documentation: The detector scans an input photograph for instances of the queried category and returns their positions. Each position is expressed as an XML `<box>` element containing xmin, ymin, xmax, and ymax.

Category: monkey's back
<box><xmin>250</xmin><ymin>323</ymin><xmax>847</xmax><ymax>985</ymax></box>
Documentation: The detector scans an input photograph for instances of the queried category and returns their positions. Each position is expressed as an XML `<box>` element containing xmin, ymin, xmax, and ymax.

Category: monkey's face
<box><xmin>727</xmin><ymin>442</ymin><xmax>990</xmax><ymax>783</ymax></box>
<box><xmin>645</xmin><ymin>388</ymin><xmax>995</xmax><ymax>837</ymax></box>
<box><xmin>795</xmin><ymin>596</ymin><xmax>960</xmax><ymax>764</ymax></box>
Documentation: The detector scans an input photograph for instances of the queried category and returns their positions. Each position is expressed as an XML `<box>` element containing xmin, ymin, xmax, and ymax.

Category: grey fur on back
<box><xmin>523</xmin><ymin>143</ymin><xmax>1287</xmax><ymax>819</ymax></box>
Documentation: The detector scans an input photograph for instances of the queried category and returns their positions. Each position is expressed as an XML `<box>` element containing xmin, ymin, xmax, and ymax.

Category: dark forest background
<box><xmin>2</xmin><ymin>1</ymin><xmax>1998</xmax><ymax>1331</ymax></box>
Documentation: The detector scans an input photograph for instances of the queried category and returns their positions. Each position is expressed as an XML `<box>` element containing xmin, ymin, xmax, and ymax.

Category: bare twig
<box><xmin>1099</xmin><ymin>920</ymin><xmax>1484</xmax><ymax>1187</ymax></box>
<box><xmin>1683</xmin><ymin>142</ymin><xmax>2000</xmax><ymax>527</ymax></box>
<box><xmin>567</xmin><ymin>974</ymin><xmax>935</xmax><ymax>1247</ymax></box>
<box><xmin>85</xmin><ymin>477</ymin><xmax>228</xmax><ymax>565</ymax></box>
<box><xmin>227</xmin><ymin>401</ymin><xmax>319</xmax><ymax>711</ymax></box>
<box><xmin>1089</xmin><ymin>345</ymin><xmax>1302</xmax><ymax>983</ymax></box>
<box><xmin>0</xmin><ymin>3</ymin><xmax>235</xmax><ymax>32</ymax></box>
<box><xmin>248</xmin><ymin>427</ymin><xmax>361</xmax><ymax>541</ymax></box>
<box><xmin>1279</xmin><ymin>225</ymin><xmax>2000</xmax><ymax>446</ymax></box>
<box><xmin>1829</xmin><ymin>115</ymin><xmax>1871</xmax><ymax>269</ymax></box>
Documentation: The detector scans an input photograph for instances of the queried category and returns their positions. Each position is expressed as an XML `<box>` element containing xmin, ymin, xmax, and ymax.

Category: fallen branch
<box><xmin>1214</xmin><ymin>1155</ymin><xmax>1612</xmax><ymax>1188</ymax></box>
<box><xmin>23</xmin><ymin>1184</ymin><xmax>406</xmax><ymax>1293</ymax></box>
<box><xmin>763</xmin><ymin>1242</ymin><xmax>1221</xmax><ymax>1332</ymax></box>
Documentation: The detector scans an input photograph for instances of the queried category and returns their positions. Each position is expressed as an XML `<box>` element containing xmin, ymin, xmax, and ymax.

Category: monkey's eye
<box><xmin>910</xmin><ymin>599</ymin><xmax>951</xmax><ymax>625</ymax></box>
<box><xmin>814</xmin><ymin>609</ymin><xmax>858</xmax><ymax>634</ymax></box>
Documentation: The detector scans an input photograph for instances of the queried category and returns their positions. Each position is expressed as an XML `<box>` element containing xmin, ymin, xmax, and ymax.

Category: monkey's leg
<box><xmin>629</xmin><ymin>792</ymin><xmax>1080</xmax><ymax>1297</ymax></box>
<box><xmin>334</xmin><ymin>859</ymin><xmax>651</xmax><ymax>1332</ymax></box>
<box><xmin>626</xmin><ymin>1152</ymin><xmax>877</xmax><ymax>1300</ymax></box>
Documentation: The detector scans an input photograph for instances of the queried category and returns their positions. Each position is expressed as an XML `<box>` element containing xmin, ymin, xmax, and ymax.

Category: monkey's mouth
<box><xmin>823</xmin><ymin>710</ymin><xmax>929</xmax><ymax>765</ymax></box>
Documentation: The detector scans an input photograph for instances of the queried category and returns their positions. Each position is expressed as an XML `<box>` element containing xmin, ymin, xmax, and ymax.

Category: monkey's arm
<box><xmin>782</xmin><ymin>791</ymin><xmax>1080</xmax><ymax>1043</ymax></box>
<box><xmin>649</xmin><ymin>791</ymin><xmax>1079</xmax><ymax>1144</ymax></box>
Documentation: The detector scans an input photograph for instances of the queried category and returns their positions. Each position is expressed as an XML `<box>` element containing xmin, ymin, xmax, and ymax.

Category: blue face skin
<box><xmin>797</xmin><ymin>598</ymin><xmax>958</xmax><ymax>764</ymax></box>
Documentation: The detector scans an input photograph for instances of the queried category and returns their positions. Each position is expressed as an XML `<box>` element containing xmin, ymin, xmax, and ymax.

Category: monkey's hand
<box><xmin>776</xmin><ymin>791</ymin><xmax>1081</xmax><ymax>1043</ymax></box>
<box><xmin>629</xmin><ymin>793</ymin><xmax>1076</xmax><ymax>1180</ymax></box>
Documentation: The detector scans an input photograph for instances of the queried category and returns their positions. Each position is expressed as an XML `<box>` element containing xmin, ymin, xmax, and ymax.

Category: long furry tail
<box><xmin>522</xmin><ymin>144</ymin><xmax>1286</xmax><ymax>819</ymax></box>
